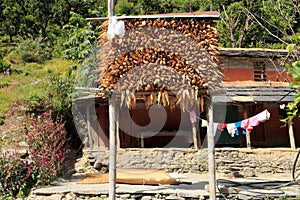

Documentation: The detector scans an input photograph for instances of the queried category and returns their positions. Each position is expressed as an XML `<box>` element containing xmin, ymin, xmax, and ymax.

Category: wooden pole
<box><xmin>108</xmin><ymin>0</ymin><xmax>114</xmax><ymax>18</ymax></box>
<box><xmin>116</xmin><ymin>101</ymin><xmax>120</xmax><ymax>149</ymax></box>
<box><xmin>86</xmin><ymin>105</ymin><xmax>93</xmax><ymax>149</ymax></box>
<box><xmin>192</xmin><ymin>123</ymin><xmax>199</xmax><ymax>149</ymax></box>
<box><xmin>243</xmin><ymin>106</ymin><xmax>251</xmax><ymax>149</ymax></box>
<box><xmin>207</xmin><ymin>103</ymin><xmax>216</xmax><ymax>200</ymax></box>
<box><xmin>109</xmin><ymin>95</ymin><xmax>116</xmax><ymax>200</ymax></box>
<box><xmin>108</xmin><ymin>1</ymin><xmax>116</xmax><ymax>199</ymax></box>
<box><xmin>288</xmin><ymin>121</ymin><xmax>296</xmax><ymax>149</ymax></box>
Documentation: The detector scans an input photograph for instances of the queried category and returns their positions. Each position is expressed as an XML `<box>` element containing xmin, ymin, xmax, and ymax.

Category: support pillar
<box><xmin>243</xmin><ymin>106</ymin><xmax>251</xmax><ymax>149</ymax></box>
<box><xmin>86</xmin><ymin>105</ymin><xmax>93</xmax><ymax>149</ymax></box>
<box><xmin>207</xmin><ymin>103</ymin><xmax>216</xmax><ymax>200</ymax></box>
<box><xmin>288</xmin><ymin>121</ymin><xmax>296</xmax><ymax>149</ymax></box>
<box><xmin>109</xmin><ymin>95</ymin><xmax>116</xmax><ymax>200</ymax></box>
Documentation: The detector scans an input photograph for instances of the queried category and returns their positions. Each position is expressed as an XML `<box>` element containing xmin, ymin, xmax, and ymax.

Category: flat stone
<box><xmin>141</xmin><ymin>196</ymin><xmax>153</xmax><ymax>200</ymax></box>
<box><xmin>165</xmin><ymin>195</ymin><xmax>184</xmax><ymax>200</ymax></box>
<box><xmin>119</xmin><ymin>194</ymin><xmax>131</xmax><ymax>199</ymax></box>
<box><xmin>178</xmin><ymin>191</ymin><xmax>200</xmax><ymax>198</ymax></box>
<box><xmin>65</xmin><ymin>192</ymin><xmax>77</xmax><ymax>200</ymax></box>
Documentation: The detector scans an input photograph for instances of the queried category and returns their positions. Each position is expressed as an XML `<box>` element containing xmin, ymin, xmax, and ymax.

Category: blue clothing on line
<box><xmin>234</xmin><ymin>121</ymin><xmax>246</xmax><ymax>135</ymax></box>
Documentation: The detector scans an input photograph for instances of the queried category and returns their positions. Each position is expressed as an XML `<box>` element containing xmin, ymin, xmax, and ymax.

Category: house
<box><xmin>213</xmin><ymin>48</ymin><xmax>299</xmax><ymax>148</ymax></box>
<box><xmin>74</xmin><ymin>13</ymin><xmax>299</xmax><ymax>150</ymax></box>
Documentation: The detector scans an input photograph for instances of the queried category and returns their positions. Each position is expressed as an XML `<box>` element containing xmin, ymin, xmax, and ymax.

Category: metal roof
<box><xmin>211</xmin><ymin>86</ymin><xmax>297</xmax><ymax>103</ymax></box>
<box><xmin>219</xmin><ymin>48</ymin><xmax>290</xmax><ymax>58</ymax></box>
<box><xmin>86</xmin><ymin>11</ymin><xmax>220</xmax><ymax>22</ymax></box>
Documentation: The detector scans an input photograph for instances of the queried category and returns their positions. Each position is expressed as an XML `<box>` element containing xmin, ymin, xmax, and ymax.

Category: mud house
<box><xmin>72</xmin><ymin>13</ymin><xmax>300</xmax><ymax>199</ymax></box>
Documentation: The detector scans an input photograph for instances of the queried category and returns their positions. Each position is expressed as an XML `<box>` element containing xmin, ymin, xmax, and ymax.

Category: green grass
<box><xmin>0</xmin><ymin>58</ymin><xmax>74</xmax><ymax>117</ymax></box>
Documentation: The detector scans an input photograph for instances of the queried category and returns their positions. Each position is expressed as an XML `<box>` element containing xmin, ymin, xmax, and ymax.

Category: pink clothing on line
<box><xmin>241</xmin><ymin>116</ymin><xmax>260</xmax><ymax>132</ymax></box>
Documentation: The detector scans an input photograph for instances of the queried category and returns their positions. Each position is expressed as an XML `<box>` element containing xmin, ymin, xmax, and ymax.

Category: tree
<box><xmin>217</xmin><ymin>1</ymin><xmax>253</xmax><ymax>48</ymax></box>
<box><xmin>213</xmin><ymin>0</ymin><xmax>300</xmax><ymax>48</ymax></box>
<box><xmin>1</xmin><ymin>0</ymin><xmax>24</xmax><ymax>42</ymax></box>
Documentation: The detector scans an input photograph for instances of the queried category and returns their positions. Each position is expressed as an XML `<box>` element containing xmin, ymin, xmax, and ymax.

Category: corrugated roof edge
<box><xmin>219</xmin><ymin>47</ymin><xmax>293</xmax><ymax>58</ymax></box>
<box><xmin>86</xmin><ymin>11</ymin><xmax>220</xmax><ymax>22</ymax></box>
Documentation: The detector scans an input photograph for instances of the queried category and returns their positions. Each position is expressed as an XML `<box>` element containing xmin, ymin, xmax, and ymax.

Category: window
<box><xmin>254</xmin><ymin>62</ymin><xmax>266</xmax><ymax>81</ymax></box>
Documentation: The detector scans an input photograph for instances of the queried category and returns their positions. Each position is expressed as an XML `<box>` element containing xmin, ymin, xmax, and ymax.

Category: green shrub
<box><xmin>0</xmin><ymin>48</ymin><xmax>11</xmax><ymax>73</ymax></box>
<box><xmin>15</xmin><ymin>38</ymin><xmax>54</xmax><ymax>64</ymax></box>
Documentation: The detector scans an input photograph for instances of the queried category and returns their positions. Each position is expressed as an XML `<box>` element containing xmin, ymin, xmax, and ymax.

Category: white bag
<box><xmin>107</xmin><ymin>16</ymin><xmax>125</xmax><ymax>41</ymax></box>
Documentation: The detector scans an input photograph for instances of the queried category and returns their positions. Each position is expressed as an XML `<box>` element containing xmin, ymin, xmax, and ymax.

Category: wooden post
<box><xmin>86</xmin><ymin>105</ymin><xmax>93</xmax><ymax>149</ymax></box>
<box><xmin>108</xmin><ymin>0</ymin><xmax>114</xmax><ymax>18</ymax></box>
<box><xmin>207</xmin><ymin>103</ymin><xmax>216</xmax><ymax>200</ymax></box>
<box><xmin>108</xmin><ymin>0</ymin><xmax>116</xmax><ymax>198</ymax></box>
<box><xmin>243</xmin><ymin>106</ymin><xmax>251</xmax><ymax>149</ymax></box>
<box><xmin>116</xmin><ymin>101</ymin><xmax>120</xmax><ymax>149</ymax></box>
<box><xmin>288</xmin><ymin>121</ymin><xmax>296</xmax><ymax>149</ymax></box>
<box><xmin>192</xmin><ymin>123</ymin><xmax>199</xmax><ymax>149</ymax></box>
<box><xmin>109</xmin><ymin>95</ymin><xmax>116</xmax><ymax>200</ymax></box>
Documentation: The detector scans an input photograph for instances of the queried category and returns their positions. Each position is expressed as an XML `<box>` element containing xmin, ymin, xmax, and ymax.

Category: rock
<box><xmin>242</xmin><ymin>168</ymin><xmax>256</xmax><ymax>177</ymax></box>
<box><xmin>259</xmin><ymin>167</ymin><xmax>273</xmax><ymax>173</ymax></box>
<box><xmin>94</xmin><ymin>161</ymin><xmax>102</xmax><ymax>170</ymax></box>
<box><xmin>232</xmin><ymin>171</ymin><xmax>243</xmax><ymax>178</ymax></box>
<box><xmin>165</xmin><ymin>195</ymin><xmax>184</xmax><ymax>200</ymax></box>
<box><xmin>141</xmin><ymin>196</ymin><xmax>153</xmax><ymax>200</ymax></box>
<box><xmin>65</xmin><ymin>192</ymin><xmax>77</xmax><ymax>200</ymax></box>
<box><xmin>119</xmin><ymin>194</ymin><xmax>130</xmax><ymax>199</ymax></box>
<box><xmin>178</xmin><ymin>191</ymin><xmax>200</xmax><ymax>198</ymax></box>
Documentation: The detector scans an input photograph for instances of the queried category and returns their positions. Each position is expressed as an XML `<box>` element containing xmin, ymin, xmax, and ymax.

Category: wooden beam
<box><xmin>243</xmin><ymin>106</ymin><xmax>251</xmax><ymax>149</ymax></box>
<box><xmin>109</xmin><ymin>95</ymin><xmax>116</xmax><ymax>200</ymax></box>
<box><xmin>288</xmin><ymin>121</ymin><xmax>296</xmax><ymax>149</ymax></box>
<box><xmin>207</xmin><ymin>103</ymin><xmax>216</xmax><ymax>200</ymax></box>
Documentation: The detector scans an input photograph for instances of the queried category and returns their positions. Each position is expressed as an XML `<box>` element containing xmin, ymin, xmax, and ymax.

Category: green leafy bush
<box><xmin>15</xmin><ymin>38</ymin><xmax>53</xmax><ymax>63</ymax></box>
<box><xmin>0</xmin><ymin>48</ymin><xmax>11</xmax><ymax>73</ymax></box>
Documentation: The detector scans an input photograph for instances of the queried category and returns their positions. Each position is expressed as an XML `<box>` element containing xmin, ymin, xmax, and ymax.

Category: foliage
<box><xmin>115</xmin><ymin>0</ymin><xmax>138</xmax><ymax>16</ymax></box>
<box><xmin>75</xmin><ymin>49</ymin><xmax>99</xmax><ymax>88</ymax></box>
<box><xmin>0</xmin><ymin>151</ymin><xmax>32</xmax><ymax>198</ymax></box>
<box><xmin>47</xmin><ymin>74</ymin><xmax>82</xmax><ymax>149</ymax></box>
<box><xmin>217</xmin><ymin>0</ymin><xmax>299</xmax><ymax>48</ymax></box>
<box><xmin>25</xmin><ymin>110</ymin><xmax>69</xmax><ymax>185</ymax></box>
<box><xmin>282</xmin><ymin>33</ymin><xmax>300</xmax><ymax>122</ymax></box>
<box><xmin>15</xmin><ymin>38</ymin><xmax>53</xmax><ymax>63</ymax></box>
<box><xmin>285</xmin><ymin>60</ymin><xmax>300</xmax><ymax>121</ymax></box>
<box><xmin>62</xmin><ymin>12</ymin><xmax>99</xmax><ymax>63</ymax></box>
<box><xmin>0</xmin><ymin>110</ymin><xmax>68</xmax><ymax>198</ymax></box>
<box><xmin>0</xmin><ymin>48</ymin><xmax>11</xmax><ymax>73</ymax></box>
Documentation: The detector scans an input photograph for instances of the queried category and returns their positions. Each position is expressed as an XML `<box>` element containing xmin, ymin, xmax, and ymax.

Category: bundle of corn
<box><xmin>98</xmin><ymin>15</ymin><xmax>221</xmax><ymax>110</ymax></box>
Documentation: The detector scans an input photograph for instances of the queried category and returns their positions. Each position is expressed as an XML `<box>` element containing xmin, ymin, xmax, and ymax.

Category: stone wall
<box><xmin>88</xmin><ymin>148</ymin><xmax>299</xmax><ymax>177</ymax></box>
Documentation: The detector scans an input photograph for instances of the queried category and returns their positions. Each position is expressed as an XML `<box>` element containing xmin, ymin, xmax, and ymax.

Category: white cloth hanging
<box><xmin>255</xmin><ymin>109</ymin><xmax>271</xmax><ymax>122</ymax></box>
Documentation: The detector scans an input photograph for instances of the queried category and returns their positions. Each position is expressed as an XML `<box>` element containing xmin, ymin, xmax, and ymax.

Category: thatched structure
<box><xmin>97</xmin><ymin>12</ymin><xmax>221</xmax><ymax>111</ymax></box>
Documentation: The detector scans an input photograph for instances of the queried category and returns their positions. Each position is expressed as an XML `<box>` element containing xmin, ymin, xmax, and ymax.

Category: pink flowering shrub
<box><xmin>0</xmin><ymin>151</ymin><xmax>32</xmax><ymax>198</ymax></box>
<box><xmin>26</xmin><ymin>110</ymin><xmax>69</xmax><ymax>185</ymax></box>
<box><xmin>0</xmin><ymin>110</ymin><xmax>69</xmax><ymax>198</ymax></box>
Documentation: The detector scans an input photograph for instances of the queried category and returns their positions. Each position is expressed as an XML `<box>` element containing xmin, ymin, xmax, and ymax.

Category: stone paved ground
<box><xmin>26</xmin><ymin>172</ymin><xmax>300</xmax><ymax>200</ymax></box>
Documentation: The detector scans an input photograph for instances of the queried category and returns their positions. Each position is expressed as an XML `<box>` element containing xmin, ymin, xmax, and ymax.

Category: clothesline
<box><xmin>189</xmin><ymin>109</ymin><xmax>271</xmax><ymax>137</ymax></box>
